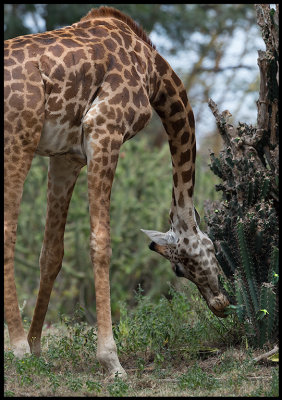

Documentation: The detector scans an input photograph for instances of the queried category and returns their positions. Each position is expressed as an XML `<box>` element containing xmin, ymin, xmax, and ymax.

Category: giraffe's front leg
<box><xmin>84</xmin><ymin>117</ymin><xmax>126</xmax><ymax>378</ymax></box>
<box><xmin>91</xmin><ymin>226</ymin><xmax>126</xmax><ymax>378</ymax></box>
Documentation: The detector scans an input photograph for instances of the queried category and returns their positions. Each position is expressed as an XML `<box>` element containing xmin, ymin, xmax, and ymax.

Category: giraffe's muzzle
<box><xmin>206</xmin><ymin>293</ymin><xmax>230</xmax><ymax>318</ymax></box>
<box><xmin>196</xmin><ymin>284</ymin><xmax>230</xmax><ymax>318</ymax></box>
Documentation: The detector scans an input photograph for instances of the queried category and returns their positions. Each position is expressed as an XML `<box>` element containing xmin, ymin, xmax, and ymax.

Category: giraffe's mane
<box><xmin>80</xmin><ymin>6</ymin><xmax>156</xmax><ymax>50</ymax></box>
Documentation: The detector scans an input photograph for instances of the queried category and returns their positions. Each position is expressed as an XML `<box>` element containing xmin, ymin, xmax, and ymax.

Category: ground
<box><xmin>4</xmin><ymin>323</ymin><xmax>278</xmax><ymax>397</ymax></box>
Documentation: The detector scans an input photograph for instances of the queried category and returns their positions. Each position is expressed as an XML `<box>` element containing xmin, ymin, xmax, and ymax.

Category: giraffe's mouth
<box><xmin>207</xmin><ymin>293</ymin><xmax>230</xmax><ymax>318</ymax></box>
<box><xmin>197</xmin><ymin>285</ymin><xmax>230</xmax><ymax>318</ymax></box>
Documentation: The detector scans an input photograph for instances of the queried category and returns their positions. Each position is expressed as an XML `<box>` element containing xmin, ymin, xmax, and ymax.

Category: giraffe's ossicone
<box><xmin>4</xmin><ymin>6</ymin><xmax>229</xmax><ymax>377</ymax></box>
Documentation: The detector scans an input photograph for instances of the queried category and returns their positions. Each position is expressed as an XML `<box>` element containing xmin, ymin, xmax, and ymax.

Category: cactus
<box><xmin>204</xmin><ymin>5</ymin><xmax>279</xmax><ymax>347</ymax></box>
<box><xmin>205</xmin><ymin>147</ymin><xmax>279</xmax><ymax>347</ymax></box>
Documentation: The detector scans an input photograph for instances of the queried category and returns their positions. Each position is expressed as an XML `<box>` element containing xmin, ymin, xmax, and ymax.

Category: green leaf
<box><xmin>256</xmin><ymin>309</ymin><xmax>269</xmax><ymax>320</ymax></box>
<box><xmin>268</xmin><ymin>353</ymin><xmax>279</xmax><ymax>362</ymax></box>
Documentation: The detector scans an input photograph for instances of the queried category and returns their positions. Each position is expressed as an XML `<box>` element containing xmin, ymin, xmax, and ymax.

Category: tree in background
<box><xmin>205</xmin><ymin>4</ymin><xmax>279</xmax><ymax>347</ymax></box>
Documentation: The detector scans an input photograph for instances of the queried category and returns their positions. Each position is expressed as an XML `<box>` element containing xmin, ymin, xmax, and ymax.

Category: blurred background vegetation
<box><xmin>4</xmin><ymin>4</ymin><xmax>263</xmax><ymax>323</ymax></box>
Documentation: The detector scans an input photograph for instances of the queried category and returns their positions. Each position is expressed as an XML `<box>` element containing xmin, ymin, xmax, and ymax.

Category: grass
<box><xmin>4</xmin><ymin>283</ymin><xmax>279</xmax><ymax>397</ymax></box>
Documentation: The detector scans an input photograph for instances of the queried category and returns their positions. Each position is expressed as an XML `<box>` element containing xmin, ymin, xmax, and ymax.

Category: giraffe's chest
<box><xmin>35</xmin><ymin>119</ymin><xmax>86</xmax><ymax>162</ymax></box>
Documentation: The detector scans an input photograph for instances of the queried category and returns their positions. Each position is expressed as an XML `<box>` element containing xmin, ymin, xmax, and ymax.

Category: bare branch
<box><xmin>253</xmin><ymin>345</ymin><xmax>279</xmax><ymax>363</ymax></box>
<box><xmin>196</xmin><ymin>64</ymin><xmax>256</xmax><ymax>73</ymax></box>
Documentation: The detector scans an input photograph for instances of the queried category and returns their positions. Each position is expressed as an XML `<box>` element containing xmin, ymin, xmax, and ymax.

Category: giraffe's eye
<box><xmin>173</xmin><ymin>264</ymin><xmax>185</xmax><ymax>277</ymax></box>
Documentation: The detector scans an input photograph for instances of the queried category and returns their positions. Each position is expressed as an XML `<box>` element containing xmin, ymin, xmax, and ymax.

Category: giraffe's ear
<box><xmin>140</xmin><ymin>229</ymin><xmax>177</xmax><ymax>245</ymax></box>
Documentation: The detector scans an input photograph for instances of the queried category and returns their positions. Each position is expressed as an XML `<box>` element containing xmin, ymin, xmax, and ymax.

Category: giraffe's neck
<box><xmin>150</xmin><ymin>53</ymin><xmax>197</xmax><ymax>231</ymax></box>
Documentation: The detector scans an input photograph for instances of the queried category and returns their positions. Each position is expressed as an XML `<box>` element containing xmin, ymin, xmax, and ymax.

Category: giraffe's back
<box><xmin>5</xmin><ymin>14</ymin><xmax>155</xmax><ymax>160</ymax></box>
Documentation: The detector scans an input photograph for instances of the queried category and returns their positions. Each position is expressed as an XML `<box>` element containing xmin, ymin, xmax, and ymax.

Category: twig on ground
<box><xmin>253</xmin><ymin>345</ymin><xmax>279</xmax><ymax>363</ymax></box>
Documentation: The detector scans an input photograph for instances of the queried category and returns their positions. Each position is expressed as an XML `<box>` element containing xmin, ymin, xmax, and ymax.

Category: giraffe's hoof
<box><xmin>11</xmin><ymin>339</ymin><xmax>30</xmax><ymax>358</ymax></box>
<box><xmin>28</xmin><ymin>336</ymin><xmax>41</xmax><ymax>356</ymax></box>
<box><xmin>97</xmin><ymin>344</ymin><xmax>126</xmax><ymax>379</ymax></box>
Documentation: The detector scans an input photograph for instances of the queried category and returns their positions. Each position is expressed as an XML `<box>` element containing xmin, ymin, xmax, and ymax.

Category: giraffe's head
<box><xmin>141</xmin><ymin>211</ymin><xmax>230</xmax><ymax>318</ymax></box>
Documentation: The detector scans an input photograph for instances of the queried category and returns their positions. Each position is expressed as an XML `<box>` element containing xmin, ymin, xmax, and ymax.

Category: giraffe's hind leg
<box><xmin>27</xmin><ymin>155</ymin><xmax>83</xmax><ymax>355</ymax></box>
<box><xmin>4</xmin><ymin>150</ymin><xmax>38</xmax><ymax>357</ymax></box>
<box><xmin>4</xmin><ymin>112</ymin><xmax>44</xmax><ymax>357</ymax></box>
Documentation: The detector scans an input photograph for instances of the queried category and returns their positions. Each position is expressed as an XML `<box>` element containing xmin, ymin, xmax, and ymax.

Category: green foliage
<box><xmin>49</xmin><ymin>373</ymin><xmax>60</xmax><ymax>393</ymax></box>
<box><xmin>113</xmin><ymin>284</ymin><xmax>239</xmax><ymax>366</ymax></box>
<box><xmin>85</xmin><ymin>380</ymin><xmax>102</xmax><ymax>393</ymax></box>
<box><xmin>114</xmin><ymin>285</ymin><xmax>194</xmax><ymax>362</ymax></box>
<box><xmin>107</xmin><ymin>374</ymin><xmax>129</xmax><ymax>397</ymax></box>
<box><xmin>109</xmin><ymin>138</ymin><xmax>173</xmax><ymax>311</ymax></box>
<box><xmin>45</xmin><ymin>311</ymin><xmax>98</xmax><ymax>369</ymax></box>
<box><xmin>4</xmin><ymin>296</ymin><xmax>278</xmax><ymax>397</ymax></box>
<box><xmin>66</xmin><ymin>376</ymin><xmax>83</xmax><ymax>392</ymax></box>
<box><xmin>249</xmin><ymin>367</ymin><xmax>279</xmax><ymax>397</ymax></box>
<box><xmin>205</xmin><ymin>123</ymin><xmax>279</xmax><ymax>348</ymax></box>
<box><xmin>178</xmin><ymin>365</ymin><xmax>219</xmax><ymax>390</ymax></box>
<box><xmin>4</xmin><ymin>320</ymin><xmax>99</xmax><ymax>395</ymax></box>
<box><xmin>265</xmin><ymin>368</ymin><xmax>279</xmax><ymax>397</ymax></box>
<box><xmin>4</xmin><ymin>391</ymin><xmax>15</xmax><ymax>397</ymax></box>
<box><xmin>11</xmin><ymin>354</ymin><xmax>51</xmax><ymax>386</ymax></box>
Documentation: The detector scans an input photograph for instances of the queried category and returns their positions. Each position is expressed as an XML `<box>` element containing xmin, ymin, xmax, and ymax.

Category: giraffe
<box><xmin>4</xmin><ymin>6</ymin><xmax>230</xmax><ymax>377</ymax></box>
